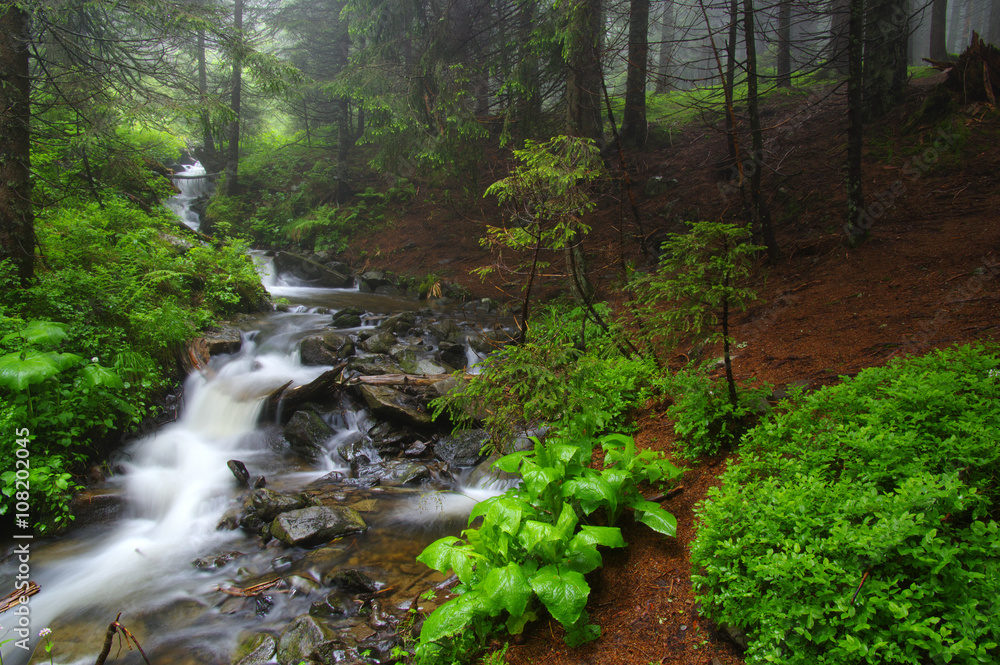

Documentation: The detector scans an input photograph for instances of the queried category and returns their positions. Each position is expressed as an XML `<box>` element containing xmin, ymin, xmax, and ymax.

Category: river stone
<box><xmin>388</xmin><ymin>344</ymin><xmax>418</xmax><ymax>371</ymax></box>
<box><xmin>309</xmin><ymin>589</ymin><xmax>356</xmax><ymax>618</ymax></box>
<box><xmin>325</xmin><ymin>568</ymin><xmax>383</xmax><ymax>593</ymax></box>
<box><xmin>232</xmin><ymin>633</ymin><xmax>277</xmax><ymax>665</ymax></box>
<box><xmin>284</xmin><ymin>410</ymin><xmax>334</xmax><ymax>461</ymax></box>
<box><xmin>365</xmin><ymin>422</ymin><xmax>415</xmax><ymax>453</ymax></box>
<box><xmin>331</xmin><ymin>307</ymin><xmax>364</xmax><ymax>329</ymax></box>
<box><xmin>426</xmin><ymin>375</ymin><xmax>466</xmax><ymax>400</ymax></box>
<box><xmin>274</xmin><ymin>251</ymin><xmax>351</xmax><ymax>288</ymax></box>
<box><xmin>357</xmin><ymin>384</ymin><xmax>432</xmax><ymax>428</ymax></box>
<box><xmin>337</xmin><ymin>439</ymin><xmax>381</xmax><ymax>466</ymax></box>
<box><xmin>378</xmin><ymin>312</ymin><xmax>416</xmax><ymax>334</ymax></box>
<box><xmin>437</xmin><ymin>341</ymin><xmax>467</xmax><ymax>369</ymax></box>
<box><xmin>468</xmin><ymin>329</ymin><xmax>507</xmax><ymax>355</ymax></box>
<box><xmin>355</xmin><ymin>460</ymin><xmax>430</xmax><ymax>485</ymax></box>
<box><xmin>300</xmin><ymin>331</ymin><xmax>354</xmax><ymax>365</ymax></box>
<box><xmin>202</xmin><ymin>326</ymin><xmax>243</xmax><ymax>355</ymax></box>
<box><xmin>360</xmin><ymin>331</ymin><xmax>397</xmax><ymax>354</ymax></box>
<box><xmin>357</xmin><ymin>270</ymin><xmax>392</xmax><ymax>293</ymax></box>
<box><xmin>276</xmin><ymin>614</ymin><xmax>335</xmax><ymax>665</ymax></box>
<box><xmin>270</xmin><ymin>506</ymin><xmax>367</xmax><ymax>547</ymax></box>
<box><xmin>426</xmin><ymin>320</ymin><xmax>462</xmax><ymax>343</ymax></box>
<box><xmin>239</xmin><ymin>488</ymin><xmax>314</xmax><ymax>532</ymax></box>
<box><xmin>345</xmin><ymin>356</ymin><xmax>401</xmax><ymax>376</ymax></box>
<box><xmin>435</xmin><ymin>430</ymin><xmax>490</xmax><ymax>468</ymax></box>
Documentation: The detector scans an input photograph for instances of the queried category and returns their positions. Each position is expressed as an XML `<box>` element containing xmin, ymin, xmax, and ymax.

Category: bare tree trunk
<box><xmin>991</xmin><ymin>0</ymin><xmax>1000</xmax><ymax>46</ymax></box>
<box><xmin>929</xmin><ymin>0</ymin><xmax>948</xmax><ymax>59</ymax></box>
<box><xmin>0</xmin><ymin>5</ymin><xmax>34</xmax><ymax>283</ymax></box>
<box><xmin>827</xmin><ymin>0</ymin><xmax>851</xmax><ymax>75</ymax></box>
<box><xmin>863</xmin><ymin>0</ymin><xmax>908</xmax><ymax>121</ymax></box>
<box><xmin>655</xmin><ymin>0</ymin><xmax>674</xmax><ymax>93</ymax></box>
<box><xmin>845</xmin><ymin>0</ymin><xmax>866</xmax><ymax>246</ymax></box>
<box><xmin>197</xmin><ymin>28</ymin><xmax>216</xmax><ymax>167</ymax></box>
<box><xmin>566</xmin><ymin>0</ymin><xmax>605</xmax><ymax>143</ymax></box>
<box><xmin>224</xmin><ymin>0</ymin><xmax>244</xmax><ymax>198</ymax></box>
<box><xmin>621</xmin><ymin>0</ymin><xmax>650</xmax><ymax>145</ymax></box>
<box><xmin>744</xmin><ymin>0</ymin><xmax>779</xmax><ymax>262</ymax></box>
<box><xmin>777</xmin><ymin>0</ymin><xmax>792</xmax><ymax>86</ymax></box>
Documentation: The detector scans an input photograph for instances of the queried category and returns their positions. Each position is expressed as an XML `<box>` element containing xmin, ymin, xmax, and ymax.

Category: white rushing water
<box><xmin>166</xmin><ymin>162</ymin><xmax>210</xmax><ymax>231</ymax></box>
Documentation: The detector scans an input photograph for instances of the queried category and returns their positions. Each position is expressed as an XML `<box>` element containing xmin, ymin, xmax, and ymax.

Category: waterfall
<box><xmin>166</xmin><ymin>162</ymin><xmax>210</xmax><ymax>231</ymax></box>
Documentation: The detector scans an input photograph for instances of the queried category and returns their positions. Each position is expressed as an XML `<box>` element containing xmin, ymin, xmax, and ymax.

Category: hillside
<box><xmin>339</xmin><ymin>71</ymin><xmax>1000</xmax><ymax>665</ymax></box>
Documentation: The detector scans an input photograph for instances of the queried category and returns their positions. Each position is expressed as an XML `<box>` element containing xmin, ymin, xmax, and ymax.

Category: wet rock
<box><xmin>193</xmin><ymin>550</ymin><xmax>244</xmax><ymax>570</ymax></box>
<box><xmin>357</xmin><ymin>270</ymin><xmax>392</xmax><ymax>293</ymax></box>
<box><xmin>270</xmin><ymin>506</ymin><xmax>368</xmax><ymax>547</ymax></box>
<box><xmin>274</xmin><ymin>251</ymin><xmax>351</xmax><ymax>288</ymax></box>
<box><xmin>202</xmin><ymin>326</ymin><xmax>244</xmax><ymax>355</ymax></box>
<box><xmin>331</xmin><ymin>307</ymin><xmax>364</xmax><ymax>329</ymax></box>
<box><xmin>364</xmin><ymin>599</ymin><xmax>394</xmax><ymax>630</ymax></box>
<box><xmin>284</xmin><ymin>410</ymin><xmax>335</xmax><ymax>461</ymax></box>
<box><xmin>232</xmin><ymin>633</ymin><xmax>277</xmax><ymax>665</ymax></box>
<box><xmin>256</xmin><ymin>595</ymin><xmax>275</xmax><ymax>617</ymax></box>
<box><xmin>365</xmin><ymin>422</ymin><xmax>415</xmax><ymax>454</ymax></box>
<box><xmin>254</xmin><ymin>476</ymin><xmax>267</xmax><ymax>488</ymax></box>
<box><xmin>426</xmin><ymin>320</ymin><xmax>462</xmax><ymax>343</ymax></box>
<box><xmin>313</xmin><ymin>642</ymin><xmax>365</xmax><ymax>665</ymax></box>
<box><xmin>360</xmin><ymin>331</ymin><xmax>397</xmax><ymax>354</ymax></box>
<box><xmin>345</xmin><ymin>356</ymin><xmax>401</xmax><ymax>376</ymax></box>
<box><xmin>228</xmin><ymin>459</ymin><xmax>251</xmax><ymax>488</ymax></box>
<box><xmin>337</xmin><ymin>439</ymin><xmax>381</xmax><ymax>466</ymax></box>
<box><xmin>468</xmin><ymin>329</ymin><xmax>507</xmax><ymax>355</ymax></box>
<box><xmin>357</xmin><ymin>384</ymin><xmax>432</xmax><ymax>428</ymax></box>
<box><xmin>238</xmin><ymin>488</ymin><xmax>314</xmax><ymax>533</ymax></box>
<box><xmin>402</xmin><ymin>440</ymin><xmax>429</xmax><ymax>458</ymax></box>
<box><xmin>69</xmin><ymin>488</ymin><xmax>124</xmax><ymax>527</ymax></box>
<box><xmin>300</xmin><ymin>331</ymin><xmax>355</xmax><ymax>366</ymax></box>
<box><xmin>310</xmin><ymin>589</ymin><xmax>357</xmax><ymax>618</ymax></box>
<box><xmin>355</xmin><ymin>460</ymin><xmax>431</xmax><ymax>486</ymax></box>
<box><xmin>425</xmin><ymin>376</ymin><xmax>466</xmax><ymax>400</ymax></box>
<box><xmin>325</xmin><ymin>568</ymin><xmax>383</xmax><ymax>594</ymax></box>
<box><xmin>276</xmin><ymin>614</ymin><xmax>334</xmax><ymax>665</ymax></box>
<box><xmin>435</xmin><ymin>430</ymin><xmax>490</xmax><ymax>468</ymax></box>
<box><xmin>378</xmin><ymin>312</ymin><xmax>416</xmax><ymax>334</ymax></box>
<box><xmin>437</xmin><ymin>342</ymin><xmax>467</xmax><ymax>370</ymax></box>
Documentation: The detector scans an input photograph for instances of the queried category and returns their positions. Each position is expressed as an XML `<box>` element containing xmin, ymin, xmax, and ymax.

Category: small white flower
<box><xmin>38</xmin><ymin>627</ymin><xmax>52</xmax><ymax>638</ymax></box>
<box><xmin>91</xmin><ymin>357</ymin><xmax>99</xmax><ymax>364</ymax></box>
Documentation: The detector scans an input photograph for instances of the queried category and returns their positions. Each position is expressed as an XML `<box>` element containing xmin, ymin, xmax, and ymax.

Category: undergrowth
<box><xmin>692</xmin><ymin>343</ymin><xmax>1000</xmax><ymax>664</ymax></box>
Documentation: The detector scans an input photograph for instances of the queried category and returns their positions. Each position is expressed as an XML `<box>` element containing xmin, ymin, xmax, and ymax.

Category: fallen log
<box><xmin>0</xmin><ymin>580</ymin><xmax>39</xmax><ymax>614</ymax></box>
<box><xmin>345</xmin><ymin>373</ymin><xmax>474</xmax><ymax>386</ymax></box>
<box><xmin>260</xmin><ymin>364</ymin><xmax>345</xmax><ymax>423</ymax></box>
<box><xmin>924</xmin><ymin>32</ymin><xmax>1000</xmax><ymax>104</ymax></box>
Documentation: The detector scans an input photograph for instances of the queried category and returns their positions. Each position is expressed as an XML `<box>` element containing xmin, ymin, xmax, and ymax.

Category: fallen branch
<box><xmin>94</xmin><ymin>613</ymin><xmax>150</xmax><ymax>665</ymax></box>
<box><xmin>216</xmin><ymin>578</ymin><xmax>281</xmax><ymax>597</ymax></box>
<box><xmin>346</xmin><ymin>373</ymin><xmax>473</xmax><ymax>386</ymax></box>
<box><xmin>0</xmin><ymin>581</ymin><xmax>39</xmax><ymax>614</ymax></box>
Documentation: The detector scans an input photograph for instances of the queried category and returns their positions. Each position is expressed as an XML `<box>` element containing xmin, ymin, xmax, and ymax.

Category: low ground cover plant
<box><xmin>691</xmin><ymin>343</ymin><xmax>1000</xmax><ymax>664</ymax></box>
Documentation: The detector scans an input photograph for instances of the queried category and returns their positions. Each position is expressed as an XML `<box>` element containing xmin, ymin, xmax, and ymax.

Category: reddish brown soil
<box><xmin>347</xmin><ymin>72</ymin><xmax>1000</xmax><ymax>665</ymax></box>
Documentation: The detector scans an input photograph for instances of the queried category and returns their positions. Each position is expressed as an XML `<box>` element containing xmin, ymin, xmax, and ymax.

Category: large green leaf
<box><xmin>482</xmin><ymin>563</ymin><xmax>533</xmax><ymax>618</ymax></box>
<box><xmin>631</xmin><ymin>500</ymin><xmax>678</xmax><ymax>537</ymax></box>
<box><xmin>529</xmin><ymin>565</ymin><xmax>590</xmax><ymax>628</ymax></box>
<box><xmin>563</xmin><ymin>469</ymin><xmax>616</xmax><ymax>516</ymax></box>
<box><xmin>2</xmin><ymin>320</ymin><xmax>69</xmax><ymax>348</ymax></box>
<box><xmin>494</xmin><ymin>450</ymin><xmax>532</xmax><ymax>473</ymax></box>
<box><xmin>0</xmin><ymin>351</ymin><xmax>67</xmax><ymax>390</ymax></box>
<box><xmin>521</xmin><ymin>461</ymin><xmax>561</xmax><ymax>497</ymax></box>
<box><xmin>417</xmin><ymin>536</ymin><xmax>479</xmax><ymax>583</ymax></box>
<box><xmin>80</xmin><ymin>364</ymin><xmax>125</xmax><ymax>390</ymax></box>
<box><xmin>487</xmin><ymin>495</ymin><xmax>524</xmax><ymax>536</ymax></box>
<box><xmin>571</xmin><ymin>525</ymin><xmax>627</xmax><ymax>550</ymax></box>
<box><xmin>518</xmin><ymin>519</ymin><xmax>558</xmax><ymax>552</ymax></box>
<box><xmin>419</xmin><ymin>592</ymin><xmax>486</xmax><ymax>643</ymax></box>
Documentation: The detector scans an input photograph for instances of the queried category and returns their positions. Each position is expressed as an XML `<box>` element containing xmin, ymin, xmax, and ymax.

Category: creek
<box><xmin>0</xmin><ymin>166</ymin><xmax>512</xmax><ymax>665</ymax></box>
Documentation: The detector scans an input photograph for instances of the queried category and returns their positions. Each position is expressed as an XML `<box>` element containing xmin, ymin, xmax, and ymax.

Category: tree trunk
<box><xmin>620</xmin><ymin>0</ymin><xmax>650</xmax><ymax>146</ymax></box>
<box><xmin>725</xmin><ymin>0</ymin><xmax>740</xmax><ymax>167</ymax></box>
<box><xmin>655</xmin><ymin>0</ymin><xmax>673</xmax><ymax>93</ymax></box>
<box><xmin>744</xmin><ymin>0</ymin><xmax>779</xmax><ymax>262</ymax></box>
<box><xmin>224</xmin><ymin>0</ymin><xmax>244</xmax><ymax>198</ymax></box>
<box><xmin>565</xmin><ymin>0</ymin><xmax>605</xmax><ymax>143</ymax></box>
<box><xmin>863</xmin><ymin>0</ymin><xmax>908</xmax><ymax>121</ymax></box>
<box><xmin>929</xmin><ymin>0</ymin><xmax>948</xmax><ymax>60</ymax></box>
<box><xmin>197</xmin><ymin>28</ymin><xmax>216</xmax><ymax>167</ymax></box>
<box><xmin>0</xmin><ymin>5</ymin><xmax>34</xmax><ymax>283</ymax></box>
<box><xmin>777</xmin><ymin>0</ymin><xmax>791</xmax><ymax>86</ymax></box>
<box><xmin>827</xmin><ymin>0</ymin><xmax>851</xmax><ymax>75</ymax></box>
<box><xmin>989</xmin><ymin>0</ymin><xmax>1000</xmax><ymax>47</ymax></box>
<box><xmin>845</xmin><ymin>0</ymin><xmax>866</xmax><ymax>246</ymax></box>
<box><xmin>334</xmin><ymin>0</ymin><xmax>352</xmax><ymax>202</ymax></box>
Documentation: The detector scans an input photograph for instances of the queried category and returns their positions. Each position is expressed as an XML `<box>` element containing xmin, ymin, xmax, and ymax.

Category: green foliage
<box><xmin>0</xmin><ymin>197</ymin><xmax>267</xmax><ymax>532</ymax></box>
<box><xmin>664</xmin><ymin>363</ymin><xmax>770</xmax><ymax>458</ymax></box>
<box><xmin>416</xmin><ymin>431</ymin><xmax>682</xmax><ymax>663</ymax></box>
<box><xmin>432</xmin><ymin>303</ymin><xmax>662</xmax><ymax>452</ymax></box>
<box><xmin>691</xmin><ymin>344</ymin><xmax>1000</xmax><ymax>664</ymax></box>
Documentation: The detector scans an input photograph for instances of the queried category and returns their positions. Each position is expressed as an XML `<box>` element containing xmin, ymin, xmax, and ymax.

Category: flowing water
<box><xmin>0</xmin><ymin>169</ymin><xmax>509</xmax><ymax>665</ymax></box>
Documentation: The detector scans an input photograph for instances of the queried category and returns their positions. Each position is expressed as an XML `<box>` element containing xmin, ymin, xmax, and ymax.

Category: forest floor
<box><xmin>344</xmin><ymin>70</ymin><xmax>1000</xmax><ymax>665</ymax></box>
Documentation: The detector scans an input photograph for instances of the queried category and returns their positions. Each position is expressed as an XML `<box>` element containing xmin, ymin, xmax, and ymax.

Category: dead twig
<box><xmin>94</xmin><ymin>613</ymin><xmax>150</xmax><ymax>665</ymax></box>
<box><xmin>0</xmin><ymin>581</ymin><xmax>40</xmax><ymax>614</ymax></box>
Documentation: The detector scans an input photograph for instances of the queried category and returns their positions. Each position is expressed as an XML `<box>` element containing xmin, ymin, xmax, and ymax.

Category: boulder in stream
<box><xmin>357</xmin><ymin>270</ymin><xmax>392</xmax><ymax>293</ymax></box>
<box><xmin>232</xmin><ymin>633</ymin><xmax>277</xmax><ymax>665</ymax></box>
<box><xmin>435</xmin><ymin>430</ymin><xmax>490</xmax><ymax>468</ymax></box>
<box><xmin>238</xmin><ymin>488</ymin><xmax>314</xmax><ymax>533</ymax></box>
<box><xmin>274</xmin><ymin>251</ymin><xmax>351</xmax><ymax>288</ymax></box>
<box><xmin>300</xmin><ymin>331</ymin><xmax>355</xmax><ymax>366</ymax></box>
<box><xmin>284</xmin><ymin>410</ymin><xmax>335</xmax><ymax>461</ymax></box>
<box><xmin>378</xmin><ymin>312</ymin><xmax>416</xmax><ymax>334</ymax></box>
<box><xmin>270</xmin><ymin>505</ymin><xmax>367</xmax><ymax>547</ymax></box>
<box><xmin>356</xmin><ymin>384</ymin><xmax>432</xmax><ymax>428</ymax></box>
<box><xmin>360</xmin><ymin>331</ymin><xmax>397</xmax><ymax>354</ymax></box>
<box><xmin>331</xmin><ymin>306</ymin><xmax>364</xmax><ymax>329</ymax></box>
<box><xmin>276</xmin><ymin>614</ymin><xmax>335</xmax><ymax>665</ymax></box>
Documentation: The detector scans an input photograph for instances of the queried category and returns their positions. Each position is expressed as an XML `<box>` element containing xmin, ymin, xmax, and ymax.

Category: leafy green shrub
<box><xmin>432</xmin><ymin>303</ymin><xmax>663</xmax><ymax>451</ymax></box>
<box><xmin>416</xmin><ymin>431</ymin><xmax>683</xmax><ymax>663</ymax></box>
<box><xmin>665</xmin><ymin>363</ymin><xmax>770</xmax><ymax>458</ymax></box>
<box><xmin>691</xmin><ymin>344</ymin><xmax>1000</xmax><ymax>664</ymax></box>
